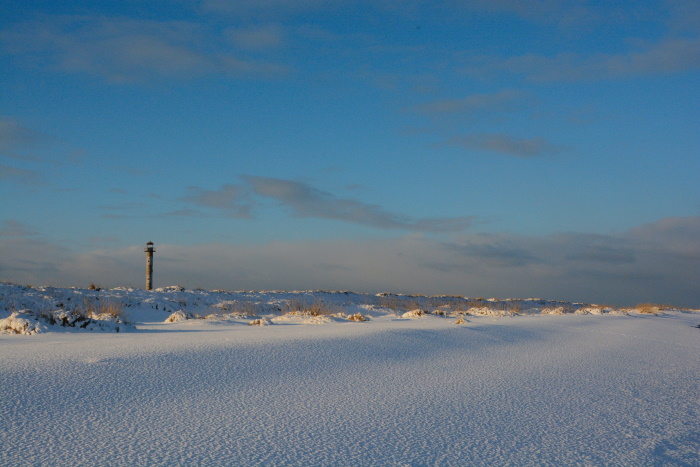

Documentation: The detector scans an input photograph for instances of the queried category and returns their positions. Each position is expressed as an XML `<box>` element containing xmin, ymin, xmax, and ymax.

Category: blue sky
<box><xmin>1</xmin><ymin>0</ymin><xmax>699</xmax><ymax>306</ymax></box>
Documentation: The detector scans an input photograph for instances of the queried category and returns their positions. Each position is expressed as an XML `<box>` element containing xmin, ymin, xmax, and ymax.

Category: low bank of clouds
<box><xmin>2</xmin><ymin>216</ymin><xmax>698</xmax><ymax>307</ymax></box>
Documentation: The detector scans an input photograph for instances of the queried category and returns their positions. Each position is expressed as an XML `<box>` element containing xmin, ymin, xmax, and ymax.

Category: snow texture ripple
<box><xmin>1</xmin><ymin>284</ymin><xmax>699</xmax><ymax>466</ymax></box>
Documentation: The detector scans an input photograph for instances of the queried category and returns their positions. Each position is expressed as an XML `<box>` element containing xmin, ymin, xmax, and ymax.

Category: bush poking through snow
<box><xmin>402</xmin><ymin>309</ymin><xmax>425</xmax><ymax>318</ymax></box>
<box><xmin>164</xmin><ymin>310</ymin><xmax>193</xmax><ymax>323</ymax></box>
<box><xmin>346</xmin><ymin>313</ymin><xmax>368</xmax><ymax>322</ymax></box>
<box><xmin>2</xmin><ymin>282</ymin><xmax>696</xmax><ymax>335</ymax></box>
<box><xmin>248</xmin><ymin>318</ymin><xmax>272</xmax><ymax>326</ymax></box>
<box><xmin>0</xmin><ymin>294</ymin><xmax>130</xmax><ymax>334</ymax></box>
<box><xmin>0</xmin><ymin>312</ymin><xmax>46</xmax><ymax>335</ymax></box>
<box><xmin>636</xmin><ymin>303</ymin><xmax>665</xmax><ymax>315</ymax></box>
<box><xmin>0</xmin><ymin>307</ymin><xmax>128</xmax><ymax>334</ymax></box>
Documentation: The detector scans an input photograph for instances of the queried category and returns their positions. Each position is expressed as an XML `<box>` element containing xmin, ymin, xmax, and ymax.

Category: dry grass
<box><xmin>82</xmin><ymin>298</ymin><xmax>127</xmax><ymax>321</ymax></box>
<box><xmin>375</xmin><ymin>295</ymin><xmax>431</xmax><ymax>315</ymax></box>
<box><xmin>376</xmin><ymin>295</ymin><xmax>401</xmax><ymax>311</ymax></box>
<box><xmin>636</xmin><ymin>303</ymin><xmax>666</xmax><ymax>315</ymax></box>
<box><xmin>215</xmin><ymin>300</ymin><xmax>260</xmax><ymax>316</ymax></box>
<box><xmin>283</xmin><ymin>299</ymin><xmax>337</xmax><ymax>317</ymax></box>
<box><xmin>375</xmin><ymin>295</ymin><xmax>534</xmax><ymax>317</ymax></box>
<box><xmin>17</xmin><ymin>298</ymin><xmax>129</xmax><ymax>328</ymax></box>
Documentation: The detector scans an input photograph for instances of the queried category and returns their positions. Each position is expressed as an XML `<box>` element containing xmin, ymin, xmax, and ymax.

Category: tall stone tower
<box><xmin>145</xmin><ymin>241</ymin><xmax>155</xmax><ymax>290</ymax></box>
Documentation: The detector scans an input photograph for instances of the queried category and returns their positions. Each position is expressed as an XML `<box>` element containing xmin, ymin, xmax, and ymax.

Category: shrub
<box><xmin>248</xmin><ymin>318</ymin><xmax>271</xmax><ymax>326</ymax></box>
<box><xmin>165</xmin><ymin>311</ymin><xmax>190</xmax><ymax>323</ymax></box>
<box><xmin>402</xmin><ymin>309</ymin><xmax>424</xmax><ymax>318</ymax></box>
<box><xmin>0</xmin><ymin>312</ymin><xmax>44</xmax><ymax>334</ymax></box>
<box><xmin>636</xmin><ymin>303</ymin><xmax>663</xmax><ymax>315</ymax></box>
<box><xmin>346</xmin><ymin>313</ymin><xmax>368</xmax><ymax>322</ymax></box>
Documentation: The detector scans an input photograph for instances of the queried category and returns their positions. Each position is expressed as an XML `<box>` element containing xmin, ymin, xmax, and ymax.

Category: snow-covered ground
<box><xmin>1</xmin><ymin>282</ymin><xmax>699</xmax><ymax>466</ymax></box>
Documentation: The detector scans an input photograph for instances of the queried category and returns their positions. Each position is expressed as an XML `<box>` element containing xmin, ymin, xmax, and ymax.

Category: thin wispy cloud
<box><xmin>162</xmin><ymin>209</ymin><xmax>207</xmax><ymax>218</ymax></box>
<box><xmin>199</xmin><ymin>0</ymin><xmax>325</xmax><ymax>14</ymax></box>
<box><xmin>408</xmin><ymin>89</ymin><xmax>529</xmax><ymax>117</ymax></box>
<box><xmin>0</xmin><ymin>219</ymin><xmax>41</xmax><ymax>238</ymax></box>
<box><xmin>244</xmin><ymin>175</ymin><xmax>474</xmax><ymax>232</ymax></box>
<box><xmin>0</xmin><ymin>118</ymin><xmax>84</xmax><ymax>186</ymax></box>
<box><xmin>225</xmin><ymin>24</ymin><xmax>285</xmax><ymax>50</ymax></box>
<box><xmin>181</xmin><ymin>177</ymin><xmax>474</xmax><ymax>233</ymax></box>
<box><xmin>181</xmin><ymin>184</ymin><xmax>252</xmax><ymax>218</ymax></box>
<box><xmin>456</xmin><ymin>0</ymin><xmax>599</xmax><ymax>27</ymax></box>
<box><xmin>0</xmin><ymin>118</ymin><xmax>50</xmax><ymax>161</ymax></box>
<box><xmin>97</xmin><ymin>202</ymin><xmax>149</xmax><ymax>220</ymax></box>
<box><xmin>0</xmin><ymin>163</ymin><xmax>42</xmax><ymax>186</ymax></box>
<box><xmin>464</xmin><ymin>37</ymin><xmax>700</xmax><ymax>82</ymax></box>
<box><xmin>447</xmin><ymin>133</ymin><xmax>564</xmax><ymax>158</ymax></box>
<box><xmin>0</xmin><ymin>16</ymin><xmax>291</xmax><ymax>82</ymax></box>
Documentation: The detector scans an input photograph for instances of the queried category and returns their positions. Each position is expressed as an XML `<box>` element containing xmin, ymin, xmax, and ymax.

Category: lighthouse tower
<box><xmin>145</xmin><ymin>242</ymin><xmax>155</xmax><ymax>290</ymax></box>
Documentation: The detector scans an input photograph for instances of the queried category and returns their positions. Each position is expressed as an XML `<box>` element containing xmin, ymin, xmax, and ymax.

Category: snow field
<box><xmin>1</xmin><ymin>309</ymin><xmax>699</xmax><ymax>466</ymax></box>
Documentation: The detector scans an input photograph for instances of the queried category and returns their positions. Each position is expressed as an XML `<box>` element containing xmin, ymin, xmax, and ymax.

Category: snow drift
<box><xmin>1</xmin><ymin>281</ymin><xmax>688</xmax><ymax>335</ymax></box>
<box><xmin>1</xmin><ymin>281</ymin><xmax>698</xmax><ymax>466</ymax></box>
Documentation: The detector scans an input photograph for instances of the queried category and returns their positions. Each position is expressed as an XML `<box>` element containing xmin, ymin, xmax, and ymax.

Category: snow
<box><xmin>1</xmin><ymin>282</ymin><xmax>699</xmax><ymax>465</ymax></box>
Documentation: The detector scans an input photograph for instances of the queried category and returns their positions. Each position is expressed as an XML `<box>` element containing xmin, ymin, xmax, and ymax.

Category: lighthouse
<box><xmin>145</xmin><ymin>242</ymin><xmax>155</xmax><ymax>290</ymax></box>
